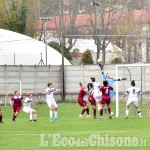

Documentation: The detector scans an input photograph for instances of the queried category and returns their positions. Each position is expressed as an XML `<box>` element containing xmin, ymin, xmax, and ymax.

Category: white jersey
<box><xmin>93</xmin><ymin>82</ymin><xmax>101</xmax><ymax>92</ymax></box>
<box><xmin>126</xmin><ymin>87</ymin><xmax>140</xmax><ymax>99</ymax></box>
<box><xmin>23</xmin><ymin>97</ymin><xmax>33</xmax><ymax>108</ymax></box>
<box><xmin>44</xmin><ymin>88</ymin><xmax>57</xmax><ymax>99</ymax></box>
<box><xmin>92</xmin><ymin>82</ymin><xmax>101</xmax><ymax>103</ymax></box>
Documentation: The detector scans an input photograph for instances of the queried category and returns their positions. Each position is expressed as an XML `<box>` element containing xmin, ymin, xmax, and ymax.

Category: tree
<box><xmin>0</xmin><ymin>0</ymin><xmax>40</xmax><ymax>37</ymax></box>
<box><xmin>81</xmin><ymin>49</ymin><xmax>94</xmax><ymax>64</ymax></box>
<box><xmin>39</xmin><ymin>0</ymin><xmax>81</xmax><ymax>54</ymax></box>
<box><xmin>1</xmin><ymin>0</ymin><xmax>28</xmax><ymax>34</ymax></box>
<box><xmin>48</xmin><ymin>41</ymin><xmax>72</xmax><ymax>61</ymax></box>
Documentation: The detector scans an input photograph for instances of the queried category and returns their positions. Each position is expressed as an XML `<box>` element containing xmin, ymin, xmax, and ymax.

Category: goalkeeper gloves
<box><xmin>98</xmin><ymin>63</ymin><xmax>104</xmax><ymax>70</ymax></box>
<box><xmin>122</xmin><ymin>78</ymin><xmax>127</xmax><ymax>80</ymax></box>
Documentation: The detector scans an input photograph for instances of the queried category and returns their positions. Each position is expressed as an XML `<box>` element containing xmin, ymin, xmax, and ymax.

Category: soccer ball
<box><xmin>97</xmin><ymin>58</ymin><xmax>101</xmax><ymax>64</ymax></box>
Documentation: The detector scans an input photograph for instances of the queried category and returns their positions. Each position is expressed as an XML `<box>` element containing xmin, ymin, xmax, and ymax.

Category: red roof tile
<box><xmin>38</xmin><ymin>10</ymin><xmax>150</xmax><ymax>30</ymax></box>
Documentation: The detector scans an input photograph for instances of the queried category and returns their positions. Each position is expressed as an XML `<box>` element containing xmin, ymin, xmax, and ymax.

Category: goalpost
<box><xmin>115</xmin><ymin>64</ymin><xmax>150</xmax><ymax>117</ymax></box>
<box><xmin>0</xmin><ymin>81</ymin><xmax>22</xmax><ymax>106</ymax></box>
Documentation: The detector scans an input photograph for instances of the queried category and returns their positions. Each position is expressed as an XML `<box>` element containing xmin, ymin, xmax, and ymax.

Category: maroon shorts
<box><xmin>78</xmin><ymin>99</ymin><xmax>87</xmax><ymax>107</ymax></box>
<box><xmin>88</xmin><ymin>95</ymin><xmax>96</xmax><ymax>105</ymax></box>
<box><xmin>13</xmin><ymin>105</ymin><xmax>22</xmax><ymax>113</ymax></box>
<box><xmin>100</xmin><ymin>97</ymin><xmax>110</xmax><ymax>105</ymax></box>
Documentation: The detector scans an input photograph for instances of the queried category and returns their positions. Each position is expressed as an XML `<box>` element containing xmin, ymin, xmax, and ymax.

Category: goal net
<box><xmin>0</xmin><ymin>81</ymin><xmax>22</xmax><ymax>106</ymax></box>
<box><xmin>115</xmin><ymin>64</ymin><xmax>150</xmax><ymax>117</ymax></box>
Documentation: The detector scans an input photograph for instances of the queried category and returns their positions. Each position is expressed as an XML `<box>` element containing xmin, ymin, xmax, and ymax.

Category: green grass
<box><xmin>0</xmin><ymin>103</ymin><xmax>149</xmax><ymax>150</ymax></box>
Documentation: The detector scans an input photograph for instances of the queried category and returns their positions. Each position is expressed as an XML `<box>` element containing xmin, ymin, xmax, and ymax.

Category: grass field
<box><xmin>0</xmin><ymin>103</ymin><xmax>149</xmax><ymax>150</ymax></box>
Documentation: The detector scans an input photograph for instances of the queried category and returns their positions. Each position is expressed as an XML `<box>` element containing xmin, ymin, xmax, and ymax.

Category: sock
<box><xmin>34</xmin><ymin>114</ymin><xmax>37</xmax><ymax>120</ymax></box>
<box><xmin>49</xmin><ymin>110</ymin><xmax>53</xmax><ymax>118</ymax></box>
<box><xmin>98</xmin><ymin>104</ymin><xmax>101</xmax><ymax>111</ymax></box>
<box><xmin>12</xmin><ymin>114</ymin><xmax>16</xmax><ymax>121</ymax></box>
<box><xmin>126</xmin><ymin>109</ymin><xmax>129</xmax><ymax>117</ymax></box>
<box><xmin>81</xmin><ymin>108</ymin><xmax>86</xmax><ymax>115</ymax></box>
<box><xmin>138</xmin><ymin>111</ymin><xmax>142</xmax><ymax>117</ymax></box>
<box><xmin>108</xmin><ymin>107</ymin><xmax>111</xmax><ymax>116</ymax></box>
<box><xmin>0</xmin><ymin>116</ymin><xmax>2</xmax><ymax>122</ymax></box>
<box><xmin>93</xmin><ymin>108</ymin><xmax>96</xmax><ymax>117</ymax></box>
<box><xmin>54</xmin><ymin>111</ymin><xmax>58</xmax><ymax>118</ymax></box>
<box><xmin>30</xmin><ymin>113</ymin><xmax>33</xmax><ymax>120</ymax></box>
<box><xmin>86</xmin><ymin>108</ymin><xmax>89</xmax><ymax>115</ymax></box>
<box><xmin>100</xmin><ymin>109</ymin><xmax>103</xmax><ymax>116</ymax></box>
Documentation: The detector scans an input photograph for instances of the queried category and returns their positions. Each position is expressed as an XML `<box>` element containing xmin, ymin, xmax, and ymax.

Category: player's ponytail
<box><xmin>131</xmin><ymin>80</ymin><xmax>135</xmax><ymax>86</ymax></box>
<box><xmin>79</xmin><ymin>82</ymin><xmax>83</xmax><ymax>87</ymax></box>
<box><xmin>14</xmin><ymin>89</ymin><xmax>19</xmax><ymax>94</ymax></box>
<box><xmin>87</xmin><ymin>83</ymin><xmax>93</xmax><ymax>91</ymax></box>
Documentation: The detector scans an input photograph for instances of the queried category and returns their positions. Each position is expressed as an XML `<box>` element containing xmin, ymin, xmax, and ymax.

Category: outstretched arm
<box><xmin>124</xmin><ymin>91</ymin><xmax>129</xmax><ymax>97</ymax></box>
<box><xmin>113</xmin><ymin>78</ymin><xmax>127</xmax><ymax>82</ymax></box>
<box><xmin>98</xmin><ymin>63</ymin><xmax>107</xmax><ymax>80</ymax></box>
<box><xmin>32</xmin><ymin>103</ymin><xmax>39</xmax><ymax>109</ymax></box>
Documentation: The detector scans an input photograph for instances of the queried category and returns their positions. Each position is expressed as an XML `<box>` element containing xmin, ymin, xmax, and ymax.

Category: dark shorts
<box><xmin>78</xmin><ymin>99</ymin><xmax>87</xmax><ymax>107</ymax></box>
<box><xmin>13</xmin><ymin>105</ymin><xmax>22</xmax><ymax>113</ymax></box>
<box><xmin>88</xmin><ymin>95</ymin><xmax>96</xmax><ymax>105</ymax></box>
<box><xmin>100</xmin><ymin>97</ymin><xmax>110</xmax><ymax>105</ymax></box>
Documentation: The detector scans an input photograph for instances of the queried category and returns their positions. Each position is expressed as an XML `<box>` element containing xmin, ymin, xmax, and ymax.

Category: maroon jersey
<box><xmin>78</xmin><ymin>88</ymin><xmax>86</xmax><ymax>100</ymax></box>
<box><xmin>11</xmin><ymin>95</ymin><xmax>23</xmax><ymax>107</ymax></box>
<box><xmin>100</xmin><ymin>86</ymin><xmax>113</xmax><ymax>99</ymax></box>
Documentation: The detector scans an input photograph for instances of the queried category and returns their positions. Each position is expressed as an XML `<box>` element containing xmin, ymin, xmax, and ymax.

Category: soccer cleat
<box><xmin>0</xmin><ymin>121</ymin><xmax>3</xmax><ymax>124</ymax></box>
<box><xmin>99</xmin><ymin>116</ymin><xmax>103</xmax><ymax>119</ymax></box>
<box><xmin>93</xmin><ymin>116</ymin><xmax>97</xmax><ymax>119</ymax></box>
<box><xmin>34</xmin><ymin>119</ymin><xmax>37</xmax><ymax>122</ymax></box>
<box><xmin>109</xmin><ymin>116</ymin><xmax>112</xmax><ymax>119</ymax></box>
<box><xmin>79</xmin><ymin>114</ymin><xmax>83</xmax><ymax>118</ymax></box>
<box><xmin>125</xmin><ymin>116</ymin><xmax>128</xmax><ymax>119</ymax></box>
<box><xmin>30</xmin><ymin>120</ymin><xmax>34</xmax><ymax>123</ymax></box>
<box><xmin>87</xmin><ymin>115</ymin><xmax>91</xmax><ymax>118</ymax></box>
<box><xmin>54</xmin><ymin>118</ymin><xmax>58</xmax><ymax>121</ymax></box>
<box><xmin>50</xmin><ymin>118</ymin><xmax>53</xmax><ymax>122</ymax></box>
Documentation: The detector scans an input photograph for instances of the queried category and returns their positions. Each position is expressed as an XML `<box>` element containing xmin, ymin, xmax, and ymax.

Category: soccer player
<box><xmin>124</xmin><ymin>80</ymin><xmax>142</xmax><ymax>119</ymax></box>
<box><xmin>90</xmin><ymin>77</ymin><xmax>102</xmax><ymax>111</ymax></box>
<box><xmin>99</xmin><ymin>63</ymin><xmax>127</xmax><ymax>112</ymax></box>
<box><xmin>99</xmin><ymin>81</ymin><xmax>113</xmax><ymax>119</ymax></box>
<box><xmin>99</xmin><ymin>64</ymin><xmax>127</xmax><ymax>100</ymax></box>
<box><xmin>87</xmin><ymin>83</ymin><xmax>96</xmax><ymax>119</ymax></box>
<box><xmin>77</xmin><ymin>82</ymin><xmax>90</xmax><ymax>118</ymax></box>
<box><xmin>23</xmin><ymin>92</ymin><xmax>38</xmax><ymax>122</ymax></box>
<box><xmin>10</xmin><ymin>90</ymin><xmax>23</xmax><ymax>122</ymax></box>
<box><xmin>0</xmin><ymin>109</ymin><xmax>3</xmax><ymax>123</ymax></box>
<box><xmin>44</xmin><ymin>83</ymin><xmax>60</xmax><ymax>122</ymax></box>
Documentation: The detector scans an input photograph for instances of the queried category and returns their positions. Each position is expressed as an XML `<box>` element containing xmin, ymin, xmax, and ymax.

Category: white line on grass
<box><xmin>1</xmin><ymin>130</ymin><xmax>129</xmax><ymax>135</ymax></box>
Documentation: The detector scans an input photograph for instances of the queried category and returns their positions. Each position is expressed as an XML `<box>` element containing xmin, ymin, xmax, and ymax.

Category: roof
<box><xmin>38</xmin><ymin>10</ymin><xmax>150</xmax><ymax>30</ymax></box>
<box><xmin>0</xmin><ymin>29</ymin><xmax>71</xmax><ymax>65</ymax></box>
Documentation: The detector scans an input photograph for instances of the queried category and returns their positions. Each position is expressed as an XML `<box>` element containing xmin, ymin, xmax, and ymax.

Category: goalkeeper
<box><xmin>99</xmin><ymin>63</ymin><xmax>127</xmax><ymax>101</ymax></box>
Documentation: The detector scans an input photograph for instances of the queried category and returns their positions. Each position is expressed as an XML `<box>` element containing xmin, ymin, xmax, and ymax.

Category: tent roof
<box><xmin>0</xmin><ymin>29</ymin><xmax>71</xmax><ymax>65</ymax></box>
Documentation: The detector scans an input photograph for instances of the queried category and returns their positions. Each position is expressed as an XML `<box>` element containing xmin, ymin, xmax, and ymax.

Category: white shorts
<box><xmin>126</xmin><ymin>98</ymin><xmax>138</xmax><ymax>107</ymax></box>
<box><xmin>94</xmin><ymin>92</ymin><xmax>102</xmax><ymax>103</ymax></box>
<box><xmin>23</xmin><ymin>107</ymin><xmax>34</xmax><ymax>114</ymax></box>
<box><xmin>46</xmin><ymin>98</ymin><xmax>58</xmax><ymax>108</ymax></box>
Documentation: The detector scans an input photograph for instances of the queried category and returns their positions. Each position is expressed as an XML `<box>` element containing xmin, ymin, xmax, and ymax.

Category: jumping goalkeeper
<box><xmin>99</xmin><ymin>63</ymin><xmax>127</xmax><ymax>112</ymax></box>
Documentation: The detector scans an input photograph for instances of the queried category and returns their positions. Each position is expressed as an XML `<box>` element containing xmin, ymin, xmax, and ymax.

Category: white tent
<box><xmin>0</xmin><ymin>29</ymin><xmax>71</xmax><ymax>65</ymax></box>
